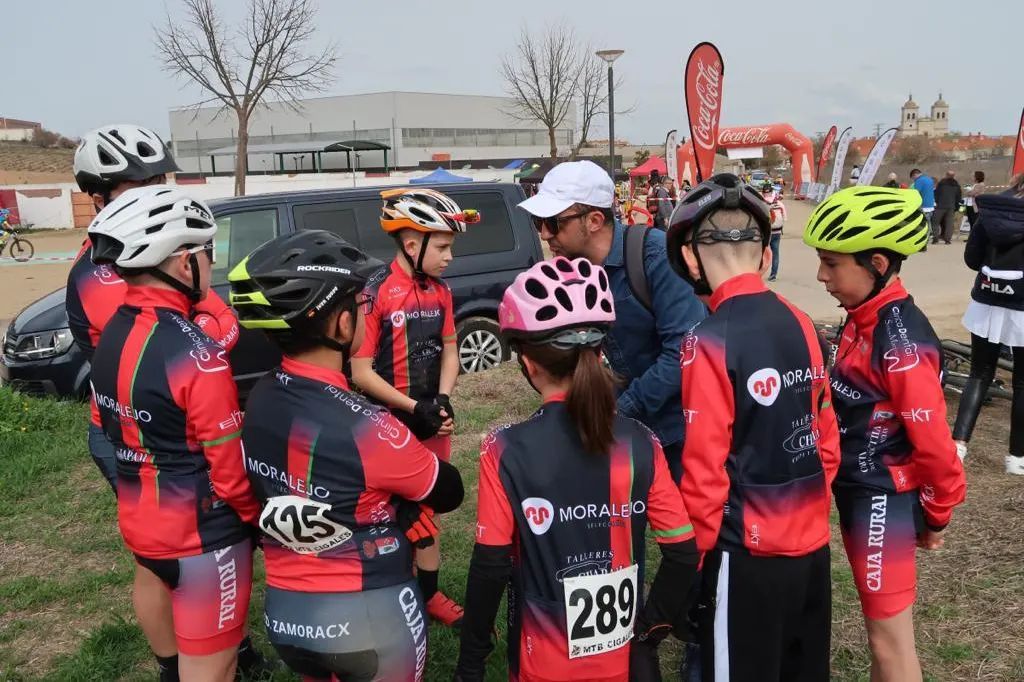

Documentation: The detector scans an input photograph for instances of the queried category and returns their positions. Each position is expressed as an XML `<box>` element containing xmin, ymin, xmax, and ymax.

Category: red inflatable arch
<box><xmin>676</xmin><ymin>123</ymin><xmax>815</xmax><ymax>196</ymax></box>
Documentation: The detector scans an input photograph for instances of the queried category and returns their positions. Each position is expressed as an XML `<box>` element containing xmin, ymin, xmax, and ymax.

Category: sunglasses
<box><xmin>173</xmin><ymin>240</ymin><xmax>217</xmax><ymax>264</ymax></box>
<box><xmin>531</xmin><ymin>210</ymin><xmax>593</xmax><ymax>235</ymax></box>
<box><xmin>355</xmin><ymin>292</ymin><xmax>375</xmax><ymax>315</ymax></box>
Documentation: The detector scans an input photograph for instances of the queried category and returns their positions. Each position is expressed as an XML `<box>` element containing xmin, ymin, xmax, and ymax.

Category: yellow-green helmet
<box><xmin>803</xmin><ymin>186</ymin><xmax>928</xmax><ymax>256</ymax></box>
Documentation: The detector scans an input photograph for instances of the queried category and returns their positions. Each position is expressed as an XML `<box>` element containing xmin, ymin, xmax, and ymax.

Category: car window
<box><xmin>453</xmin><ymin>192</ymin><xmax>515</xmax><ymax>256</ymax></box>
<box><xmin>291</xmin><ymin>202</ymin><xmax>361</xmax><ymax>244</ymax></box>
<box><xmin>212</xmin><ymin>208</ymin><xmax>279</xmax><ymax>285</ymax></box>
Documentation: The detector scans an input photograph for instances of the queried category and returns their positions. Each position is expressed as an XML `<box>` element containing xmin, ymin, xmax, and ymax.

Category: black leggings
<box><xmin>951</xmin><ymin>334</ymin><xmax>1024</xmax><ymax>456</ymax></box>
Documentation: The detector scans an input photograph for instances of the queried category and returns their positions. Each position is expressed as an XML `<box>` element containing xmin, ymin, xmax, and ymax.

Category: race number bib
<box><xmin>563</xmin><ymin>564</ymin><xmax>638</xmax><ymax>659</ymax></box>
<box><xmin>259</xmin><ymin>495</ymin><xmax>353</xmax><ymax>555</ymax></box>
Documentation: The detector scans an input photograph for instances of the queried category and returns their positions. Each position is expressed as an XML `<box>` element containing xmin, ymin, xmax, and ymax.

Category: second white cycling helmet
<box><xmin>74</xmin><ymin>124</ymin><xmax>180</xmax><ymax>196</ymax></box>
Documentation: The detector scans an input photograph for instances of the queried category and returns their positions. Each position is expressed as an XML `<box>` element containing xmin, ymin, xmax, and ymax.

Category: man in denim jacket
<box><xmin>519</xmin><ymin>160</ymin><xmax>706</xmax><ymax>481</ymax></box>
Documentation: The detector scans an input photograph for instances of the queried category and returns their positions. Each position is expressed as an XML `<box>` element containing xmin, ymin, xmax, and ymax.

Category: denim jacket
<box><xmin>601</xmin><ymin>221</ymin><xmax>707</xmax><ymax>446</ymax></box>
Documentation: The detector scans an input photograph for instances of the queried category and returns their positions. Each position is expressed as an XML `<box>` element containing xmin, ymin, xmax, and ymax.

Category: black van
<box><xmin>1</xmin><ymin>182</ymin><xmax>542</xmax><ymax>400</ymax></box>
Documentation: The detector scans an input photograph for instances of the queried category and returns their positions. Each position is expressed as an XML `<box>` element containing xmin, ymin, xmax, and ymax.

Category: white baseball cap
<box><xmin>518</xmin><ymin>160</ymin><xmax>615</xmax><ymax>218</ymax></box>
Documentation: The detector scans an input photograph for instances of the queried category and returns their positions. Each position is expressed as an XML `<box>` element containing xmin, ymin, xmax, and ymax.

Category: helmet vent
<box><xmin>539</xmin><ymin>264</ymin><xmax>559</xmax><ymax>280</ymax></box>
<box><xmin>104</xmin><ymin>197</ymin><xmax>139</xmax><ymax>221</ymax></box>
<box><xmin>185</xmin><ymin>218</ymin><xmax>208</xmax><ymax>229</ymax></box>
<box><xmin>149</xmin><ymin>203</ymin><xmax>173</xmax><ymax>218</ymax></box>
<box><xmin>536</xmin><ymin>305</ymin><xmax>558</xmax><ymax>322</ymax></box>
<box><xmin>597</xmin><ymin>269</ymin><xmax>609</xmax><ymax>291</ymax></box>
<box><xmin>409</xmin><ymin>206</ymin><xmax>433</xmax><ymax>223</ymax></box>
<box><xmin>136</xmin><ymin>142</ymin><xmax>157</xmax><ymax>158</ymax></box>
<box><xmin>873</xmin><ymin>210</ymin><xmax>902</xmax><ymax>221</ymax></box>
<box><xmin>108</xmin><ymin>130</ymin><xmax>126</xmax><ymax>146</ymax></box>
<box><xmin>578</xmin><ymin>260</ymin><xmax>592</xmax><ymax>278</ymax></box>
<box><xmin>820</xmin><ymin>211</ymin><xmax>850</xmax><ymax>241</ymax></box>
<box><xmin>144</xmin><ymin>224</ymin><xmax>164</xmax><ymax>235</ymax></box>
<box><xmin>127</xmin><ymin>245</ymin><xmax>147</xmax><ymax>261</ymax></box>
<box><xmin>838</xmin><ymin>225</ymin><xmax>870</xmax><ymax>241</ymax></box>
<box><xmin>585</xmin><ymin>284</ymin><xmax>598</xmax><ymax>308</ymax></box>
<box><xmin>554</xmin><ymin>287</ymin><xmax>574</xmax><ymax>312</ymax></box>
<box><xmin>524</xmin><ymin>278</ymin><xmax>548</xmax><ymax>299</ymax></box>
<box><xmin>98</xmin><ymin>149</ymin><xmax>118</xmax><ymax>167</ymax></box>
<box><xmin>864</xmin><ymin>199</ymin><xmax>902</xmax><ymax>211</ymax></box>
<box><xmin>600</xmin><ymin>299</ymin><xmax>613</xmax><ymax>313</ymax></box>
<box><xmin>809</xmin><ymin>203</ymin><xmax>841</xmax><ymax>236</ymax></box>
<box><xmin>555</xmin><ymin>258</ymin><xmax>574</xmax><ymax>273</ymax></box>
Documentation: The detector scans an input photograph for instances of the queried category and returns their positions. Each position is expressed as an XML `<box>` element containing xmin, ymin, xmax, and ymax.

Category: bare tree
<box><xmin>156</xmin><ymin>0</ymin><xmax>337</xmax><ymax>196</ymax></box>
<box><xmin>893</xmin><ymin>136</ymin><xmax>934</xmax><ymax>165</ymax></box>
<box><xmin>502</xmin><ymin>25</ymin><xmax>583</xmax><ymax>160</ymax></box>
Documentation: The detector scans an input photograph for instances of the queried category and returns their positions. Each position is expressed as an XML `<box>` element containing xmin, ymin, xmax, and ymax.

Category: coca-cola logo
<box><xmin>719</xmin><ymin>127</ymin><xmax>770</xmax><ymax>147</ymax></box>
<box><xmin>690</xmin><ymin>54</ymin><xmax>723</xmax><ymax>152</ymax></box>
<box><xmin>784</xmin><ymin>132</ymin><xmax>802</xmax><ymax>149</ymax></box>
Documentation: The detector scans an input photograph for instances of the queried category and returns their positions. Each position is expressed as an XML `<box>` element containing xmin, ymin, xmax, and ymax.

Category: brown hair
<box><xmin>519</xmin><ymin>341</ymin><xmax>617</xmax><ymax>455</ymax></box>
<box><xmin>1011</xmin><ymin>173</ymin><xmax>1024</xmax><ymax>197</ymax></box>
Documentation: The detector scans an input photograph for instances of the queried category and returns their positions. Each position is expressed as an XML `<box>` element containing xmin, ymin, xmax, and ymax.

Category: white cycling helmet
<box><xmin>380</xmin><ymin>187</ymin><xmax>480</xmax><ymax>235</ymax></box>
<box><xmin>89</xmin><ymin>185</ymin><xmax>216</xmax><ymax>274</ymax></box>
<box><xmin>74</xmin><ymin>124</ymin><xmax>180</xmax><ymax>196</ymax></box>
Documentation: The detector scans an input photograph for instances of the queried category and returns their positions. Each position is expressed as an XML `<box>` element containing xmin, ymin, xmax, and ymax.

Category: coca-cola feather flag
<box><xmin>684</xmin><ymin>42</ymin><xmax>724</xmax><ymax>184</ymax></box>
<box><xmin>816</xmin><ymin>125</ymin><xmax>838</xmax><ymax>183</ymax></box>
<box><xmin>1013</xmin><ymin>107</ymin><xmax>1024</xmax><ymax>179</ymax></box>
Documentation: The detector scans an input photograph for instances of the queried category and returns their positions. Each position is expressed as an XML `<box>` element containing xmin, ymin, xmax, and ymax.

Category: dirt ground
<box><xmin>0</xmin><ymin>204</ymin><xmax>977</xmax><ymax>340</ymax></box>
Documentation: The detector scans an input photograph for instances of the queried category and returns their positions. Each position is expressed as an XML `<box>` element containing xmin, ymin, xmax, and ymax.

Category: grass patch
<box><xmin>1</xmin><ymin>370</ymin><xmax>1022</xmax><ymax>680</ymax></box>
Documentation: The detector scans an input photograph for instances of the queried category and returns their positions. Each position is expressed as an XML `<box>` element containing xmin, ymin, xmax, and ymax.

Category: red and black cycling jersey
<box><xmin>90</xmin><ymin>286</ymin><xmax>259</xmax><ymax>559</ymax></box>
<box><xmin>241</xmin><ymin>356</ymin><xmax>441</xmax><ymax>593</ymax></box>
<box><xmin>680</xmin><ymin>273</ymin><xmax>841</xmax><ymax>556</ymax></box>
<box><xmin>473</xmin><ymin>399</ymin><xmax>695</xmax><ymax>682</ymax></box>
<box><xmin>828</xmin><ymin>280</ymin><xmax>966</xmax><ymax>530</ymax></box>
<box><xmin>68</xmin><ymin>242</ymin><xmax>240</xmax><ymax>427</ymax></box>
<box><xmin>353</xmin><ymin>260</ymin><xmax>456</xmax><ymax>401</ymax></box>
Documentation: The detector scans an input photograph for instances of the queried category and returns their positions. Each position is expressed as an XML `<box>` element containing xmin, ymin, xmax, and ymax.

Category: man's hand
<box><xmin>411</xmin><ymin>400</ymin><xmax>446</xmax><ymax>439</ymax></box>
<box><xmin>917</xmin><ymin>528</ymin><xmax>945</xmax><ymax>550</ymax></box>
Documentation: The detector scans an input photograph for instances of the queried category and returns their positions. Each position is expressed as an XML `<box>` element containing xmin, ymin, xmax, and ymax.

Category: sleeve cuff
<box><xmin>617</xmin><ymin>393</ymin><xmax>640</xmax><ymax>419</ymax></box>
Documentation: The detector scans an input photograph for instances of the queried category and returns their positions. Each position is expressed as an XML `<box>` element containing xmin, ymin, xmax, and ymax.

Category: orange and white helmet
<box><xmin>379</xmin><ymin>188</ymin><xmax>480</xmax><ymax>234</ymax></box>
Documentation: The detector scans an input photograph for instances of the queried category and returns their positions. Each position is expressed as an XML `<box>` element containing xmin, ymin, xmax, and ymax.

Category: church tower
<box><xmin>931</xmin><ymin>93</ymin><xmax>949</xmax><ymax>135</ymax></box>
<box><xmin>900</xmin><ymin>93</ymin><xmax>919</xmax><ymax>136</ymax></box>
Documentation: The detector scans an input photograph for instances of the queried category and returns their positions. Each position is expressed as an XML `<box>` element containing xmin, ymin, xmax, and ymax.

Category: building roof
<box><xmin>903</xmin><ymin>93</ymin><xmax>919</xmax><ymax>109</ymax></box>
<box><xmin>933</xmin><ymin>92</ymin><xmax>948</xmax><ymax>107</ymax></box>
<box><xmin>0</xmin><ymin>117</ymin><xmax>42</xmax><ymax>129</ymax></box>
<box><xmin>207</xmin><ymin>140</ymin><xmax>391</xmax><ymax>156</ymax></box>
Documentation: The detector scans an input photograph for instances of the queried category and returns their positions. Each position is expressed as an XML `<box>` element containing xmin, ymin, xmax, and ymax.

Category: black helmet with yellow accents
<box><xmin>228</xmin><ymin>231</ymin><xmax>383</xmax><ymax>343</ymax></box>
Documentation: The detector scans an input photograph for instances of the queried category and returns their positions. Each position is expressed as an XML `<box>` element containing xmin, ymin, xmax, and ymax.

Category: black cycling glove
<box><xmin>402</xmin><ymin>400</ymin><xmax>444</xmax><ymax>440</ymax></box>
<box><xmin>434</xmin><ymin>394</ymin><xmax>455</xmax><ymax>422</ymax></box>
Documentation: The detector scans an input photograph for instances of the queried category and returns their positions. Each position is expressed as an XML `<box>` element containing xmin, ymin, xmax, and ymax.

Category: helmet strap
<box><xmin>414</xmin><ymin>233</ymin><xmax>431</xmax><ymax>286</ymax></box>
<box><xmin>146</xmin><ymin>253</ymin><xmax>202</xmax><ymax>304</ymax></box>
<box><xmin>851</xmin><ymin>251</ymin><xmax>900</xmax><ymax>308</ymax></box>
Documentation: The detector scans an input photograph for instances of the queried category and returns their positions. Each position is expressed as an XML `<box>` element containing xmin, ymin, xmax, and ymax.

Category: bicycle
<box><xmin>0</xmin><ymin>225</ymin><xmax>35</xmax><ymax>262</ymax></box>
<box><xmin>813</xmin><ymin>323</ymin><xmax>1012</xmax><ymax>402</ymax></box>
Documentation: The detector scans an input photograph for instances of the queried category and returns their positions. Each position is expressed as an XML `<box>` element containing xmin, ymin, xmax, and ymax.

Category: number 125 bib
<box><xmin>563</xmin><ymin>564</ymin><xmax>638</xmax><ymax>659</ymax></box>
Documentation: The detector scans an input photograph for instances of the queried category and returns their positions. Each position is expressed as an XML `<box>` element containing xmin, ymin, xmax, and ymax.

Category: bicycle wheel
<box><xmin>943</xmin><ymin>371</ymin><xmax>1013</xmax><ymax>401</ymax></box>
<box><xmin>10</xmin><ymin>237</ymin><xmax>33</xmax><ymax>262</ymax></box>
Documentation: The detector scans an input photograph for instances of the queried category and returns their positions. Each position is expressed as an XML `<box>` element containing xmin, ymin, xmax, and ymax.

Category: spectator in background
<box><xmin>911</xmin><ymin>168</ymin><xmax>936</xmax><ymax>251</ymax></box>
<box><xmin>850</xmin><ymin>164</ymin><xmax>862</xmax><ymax>185</ymax></box>
<box><xmin>933</xmin><ymin>170</ymin><xmax>963</xmax><ymax>244</ymax></box>
<box><xmin>761</xmin><ymin>183</ymin><xmax>787</xmax><ymax>281</ymax></box>
<box><xmin>965</xmin><ymin>170</ymin><xmax>987</xmax><ymax>230</ymax></box>
<box><xmin>650</xmin><ymin>177</ymin><xmax>673</xmax><ymax>230</ymax></box>
<box><xmin>884</xmin><ymin>172</ymin><xmax>900</xmax><ymax>188</ymax></box>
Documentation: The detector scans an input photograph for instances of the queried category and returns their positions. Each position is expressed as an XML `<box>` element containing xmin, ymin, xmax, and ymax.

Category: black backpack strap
<box><xmin>624</xmin><ymin>225</ymin><xmax>654</xmax><ymax>314</ymax></box>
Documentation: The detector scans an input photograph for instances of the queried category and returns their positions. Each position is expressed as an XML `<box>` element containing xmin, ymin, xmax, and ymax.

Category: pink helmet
<box><xmin>500</xmin><ymin>256</ymin><xmax>615</xmax><ymax>346</ymax></box>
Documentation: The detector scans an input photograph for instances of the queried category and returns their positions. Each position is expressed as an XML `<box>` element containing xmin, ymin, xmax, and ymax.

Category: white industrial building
<box><xmin>168</xmin><ymin>91</ymin><xmax>577</xmax><ymax>175</ymax></box>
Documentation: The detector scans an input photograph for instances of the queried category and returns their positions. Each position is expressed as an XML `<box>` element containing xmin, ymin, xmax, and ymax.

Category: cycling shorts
<box><xmin>135</xmin><ymin>539</ymin><xmax>253</xmax><ymax>655</ymax></box>
<box><xmin>421</xmin><ymin>434</ymin><xmax>451</xmax><ymax>463</ymax></box>
<box><xmin>264</xmin><ymin>579</ymin><xmax>428</xmax><ymax>682</ymax></box>
<box><xmin>835</xmin><ymin>487</ymin><xmax>923</xmax><ymax>620</ymax></box>
<box><xmin>87</xmin><ymin>423</ymin><xmax>117</xmax><ymax>494</ymax></box>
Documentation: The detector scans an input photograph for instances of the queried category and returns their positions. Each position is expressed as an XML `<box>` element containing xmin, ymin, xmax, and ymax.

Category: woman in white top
<box><xmin>953</xmin><ymin>174</ymin><xmax>1024</xmax><ymax>474</ymax></box>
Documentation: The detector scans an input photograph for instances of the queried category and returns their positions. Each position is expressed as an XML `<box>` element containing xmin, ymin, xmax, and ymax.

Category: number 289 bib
<box><xmin>563</xmin><ymin>564</ymin><xmax>638</xmax><ymax>659</ymax></box>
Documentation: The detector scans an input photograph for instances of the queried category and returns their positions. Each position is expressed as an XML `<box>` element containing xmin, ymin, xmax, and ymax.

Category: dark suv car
<box><xmin>1</xmin><ymin>182</ymin><xmax>542</xmax><ymax>400</ymax></box>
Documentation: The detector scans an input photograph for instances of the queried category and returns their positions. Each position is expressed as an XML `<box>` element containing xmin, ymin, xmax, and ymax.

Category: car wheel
<box><xmin>457</xmin><ymin>317</ymin><xmax>507</xmax><ymax>373</ymax></box>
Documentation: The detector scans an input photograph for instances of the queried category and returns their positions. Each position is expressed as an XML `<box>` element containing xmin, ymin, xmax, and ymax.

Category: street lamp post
<box><xmin>596</xmin><ymin>49</ymin><xmax>624</xmax><ymax>180</ymax></box>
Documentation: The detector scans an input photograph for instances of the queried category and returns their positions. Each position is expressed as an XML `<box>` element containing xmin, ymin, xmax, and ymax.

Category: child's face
<box><xmin>408</xmin><ymin>232</ymin><xmax>455</xmax><ymax>278</ymax></box>
<box><xmin>815</xmin><ymin>250</ymin><xmax>875</xmax><ymax>309</ymax></box>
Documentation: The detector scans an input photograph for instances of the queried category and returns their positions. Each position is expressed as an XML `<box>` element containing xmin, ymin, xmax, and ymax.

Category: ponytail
<box><xmin>566</xmin><ymin>349</ymin><xmax>617</xmax><ymax>455</ymax></box>
<box><xmin>519</xmin><ymin>342</ymin><xmax>617</xmax><ymax>455</ymax></box>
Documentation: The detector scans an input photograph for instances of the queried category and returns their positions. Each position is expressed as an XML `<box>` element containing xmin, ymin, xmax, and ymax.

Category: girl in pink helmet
<box><xmin>456</xmin><ymin>257</ymin><xmax>699</xmax><ymax>682</ymax></box>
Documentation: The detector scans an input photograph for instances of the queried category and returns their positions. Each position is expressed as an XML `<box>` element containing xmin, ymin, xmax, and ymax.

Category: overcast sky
<box><xmin>6</xmin><ymin>0</ymin><xmax>1023</xmax><ymax>144</ymax></box>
